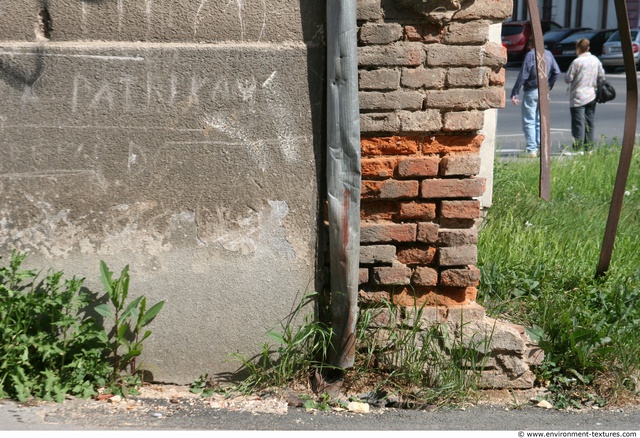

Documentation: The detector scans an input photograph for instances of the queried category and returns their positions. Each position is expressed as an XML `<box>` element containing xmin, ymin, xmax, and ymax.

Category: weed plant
<box><xmin>344</xmin><ymin>302</ymin><xmax>489</xmax><ymax>407</ymax></box>
<box><xmin>0</xmin><ymin>253</ymin><xmax>164</xmax><ymax>401</ymax></box>
<box><xmin>229</xmin><ymin>296</ymin><xmax>489</xmax><ymax>408</ymax></box>
<box><xmin>229</xmin><ymin>292</ymin><xmax>334</xmax><ymax>394</ymax></box>
<box><xmin>95</xmin><ymin>261</ymin><xmax>165</xmax><ymax>396</ymax></box>
<box><xmin>0</xmin><ymin>252</ymin><xmax>111</xmax><ymax>402</ymax></box>
<box><xmin>478</xmin><ymin>143</ymin><xmax>640</xmax><ymax>406</ymax></box>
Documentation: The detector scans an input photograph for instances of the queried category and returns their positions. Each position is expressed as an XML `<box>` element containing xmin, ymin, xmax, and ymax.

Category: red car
<box><xmin>502</xmin><ymin>20</ymin><xmax>563</xmax><ymax>62</ymax></box>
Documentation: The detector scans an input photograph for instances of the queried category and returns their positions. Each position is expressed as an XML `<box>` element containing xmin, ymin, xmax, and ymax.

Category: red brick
<box><xmin>361</xmin><ymin>201</ymin><xmax>398</xmax><ymax>220</ymax></box>
<box><xmin>362</xmin><ymin>157</ymin><xmax>398</xmax><ymax>178</ymax></box>
<box><xmin>417</xmin><ymin>222</ymin><xmax>439</xmax><ymax>243</ymax></box>
<box><xmin>397</xmin><ymin>245</ymin><xmax>436</xmax><ymax>265</ymax></box>
<box><xmin>404</xmin><ymin>24</ymin><xmax>443</xmax><ymax>43</ymax></box>
<box><xmin>363</xmin><ymin>180</ymin><xmax>419</xmax><ymax>199</ymax></box>
<box><xmin>440</xmin><ymin>266</ymin><xmax>481</xmax><ymax>287</ymax></box>
<box><xmin>425</xmin><ymin>88</ymin><xmax>504</xmax><ymax>110</ymax></box>
<box><xmin>490</xmin><ymin>68</ymin><xmax>506</xmax><ymax>86</ymax></box>
<box><xmin>361</xmin><ymin>222</ymin><xmax>417</xmax><ymax>243</ymax></box>
<box><xmin>359</xmin><ymin>268</ymin><xmax>370</xmax><ymax>285</ymax></box>
<box><xmin>454</xmin><ymin>0</ymin><xmax>512</xmax><ymax>20</ymax></box>
<box><xmin>440</xmin><ymin>218</ymin><xmax>477</xmax><ymax>228</ymax></box>
<box><xmin>387</xmin><ymin>286</ymin><xmax>475</xmax><ymax>307</ymax></box>
<box><xmin>439</xmin><ymin>154</ymin><xmax>482</xmax><ymax>176</ymax></box>
<box><xmin>443</xmin><ymin>111</ymin><xmax>485</xmax><ymax>132</ymax></box>
<box><xmin>422</xmin><ymin>134</ymin><xmax>484</xmax><ymax>154</ymax></box>
<box><xmin>438</xmin><ymin>245</ymin><xmax>478</xmax><ymax>266</ymax></box>
<box><xmin>357</xmin><ymin>43</ymin><xmax>425</xmax><ymax>68</ymax></box>
<box><xmin>362</xmin><ymin>136</ymin><xmax>420</xmax><ymax>156</ymax></box>
<box><xmin>441</xmin><ymin>200</ymin><xmax>481</xmax><ymax>219</ymax></box>
<box><xmin>421</xmin><ymin>178</ymin><xmax>485</xmax><ymax>199</ymax></box>
<box><xmin>412</xmin><ymin>267</ymin><xmax>438</xmax><ymax>286</ymax></box>
<box><xmin>397</xmin><ymin>156</ymin><xmax>440</xmax><ymax>177</ymax></box>
<box><xmin>438</xmin><ymin>227</ymin><xmax>478</xmax><ymax>246</ymax></box>
<box><xmin>373</xmin><ymin>266</ymin><xmax>411</xmax><ymax>285</ymax></box>
<box><xmin>358</xmin><ymin>290</ymin><xmax>392</xmax><ymax>305</ymax></box>
<box><xmin>396</xmin><ymin>201</ymin><xmax>437</xmax><ymax>221</ymax></box>
<box><xmin>360</xmin><ymin>245</ymin><xmax>397</xmax><ymax>264</ymax></box>
<box><xmin>483</xmin><ymin>42</ymin><xmax>508</xmax><ymax>68</ymax></box>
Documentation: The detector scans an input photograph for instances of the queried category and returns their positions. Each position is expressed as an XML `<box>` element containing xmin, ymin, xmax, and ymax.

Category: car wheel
<box><xmin>604</xmin><ymin>66</ymin><xmax>617</xmax><ymax>73</ymax></box>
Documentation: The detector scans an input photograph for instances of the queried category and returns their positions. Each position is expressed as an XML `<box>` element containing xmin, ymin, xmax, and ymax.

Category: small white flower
<box><xmin>625</xmin><ymin>191</ymin><xmax>631</xmax><ymax>196</ymax></box>
<box><xmin>525</xmin><ymin>221</ymin><xmax>533</xmax><ymax>227</ymax></box>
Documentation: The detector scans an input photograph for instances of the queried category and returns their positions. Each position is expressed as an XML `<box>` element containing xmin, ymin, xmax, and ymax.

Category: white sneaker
<box><xmin>527</xmin><ymin>150</ymin><xmax>539</xmax><ymax>157</ymax></box>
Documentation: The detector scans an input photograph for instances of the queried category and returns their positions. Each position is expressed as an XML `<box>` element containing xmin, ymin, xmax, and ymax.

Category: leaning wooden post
<box><xmin>526</xmin><ymin>0</ymin><xmax>551</xmax><ymax>201</ymax></box>
<box><xmin>596</xmin><ymin>0</ymin><xmax>638</xmax><ymax>277</ymax></box>
<box><xmin>326</xmin><ymin>0</ymin><xmax>361</xmax><ymax>369</ymax></box>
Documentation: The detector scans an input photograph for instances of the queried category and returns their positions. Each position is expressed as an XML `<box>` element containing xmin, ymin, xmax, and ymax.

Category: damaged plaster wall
<box><xmin>0</xmin><ymin>0</ymin><xmax>325</xmax><ymax>383</ymax></box>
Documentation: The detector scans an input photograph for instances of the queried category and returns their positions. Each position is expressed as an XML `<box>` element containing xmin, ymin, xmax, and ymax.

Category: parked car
<box><xmin>502</xmin><ymin>20</ymin><xmax>563</xmax><ymax>61</ymax></box>
<box><xmin>552</xmin><ymin>29</ymin><xmax>618</xmax><ymax>71</ymax></box>
<box><xmin>601</xmin><ymin>28</ymin><xmax>640</xmax><ymax>73</ymax></box>
<box><xmin>543</xmin><ymin>27</ymin><xmax>592</xmax><ymax>52</ymax></box>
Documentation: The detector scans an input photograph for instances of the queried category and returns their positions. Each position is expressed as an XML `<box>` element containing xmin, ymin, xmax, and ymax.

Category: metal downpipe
<box><xmin>326</xmin><ymin>0</ymin><xmax>361</xmax><ymax>370</ymax></box>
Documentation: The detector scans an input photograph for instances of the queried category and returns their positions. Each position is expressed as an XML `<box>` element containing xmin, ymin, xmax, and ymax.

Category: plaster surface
<box><xmin>1</xmin><ymin>0</ymin><xmax>325</xmax><ymax>383</ymax></box>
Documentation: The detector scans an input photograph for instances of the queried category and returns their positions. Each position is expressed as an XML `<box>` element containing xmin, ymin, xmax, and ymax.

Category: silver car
<box><xmin>600</xmin><ymin>28</ymin><xmax>640</xmax><ymax>73</ymax></box>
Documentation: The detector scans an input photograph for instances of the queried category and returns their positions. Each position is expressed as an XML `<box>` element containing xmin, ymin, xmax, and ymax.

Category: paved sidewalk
<box><xmin>2</xmin><ymin>386</ymin><xmax>640</xmax><ymax>431</ymax></box>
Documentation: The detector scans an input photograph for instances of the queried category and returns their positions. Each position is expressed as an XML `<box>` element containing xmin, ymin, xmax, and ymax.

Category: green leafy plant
<box><xmin>0</xmin><ymin>252</ymin><xmax>110</xmax><ymax>402</ymax></box>
<box><xmin>94</xmin><ymin>261</ymin><xmax>165</xmax><ymax>396</ymax></box>
<box><xmin>190</xmin><ymin>373</ymin><xmax>220</xmax><ymax>397</ymax></box>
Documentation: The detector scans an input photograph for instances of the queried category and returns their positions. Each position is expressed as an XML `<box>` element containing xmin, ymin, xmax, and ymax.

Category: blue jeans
<box><xmin>570</xmin><ymin>99</ymin><xmax>597</xmax><ymax>148</ymax></box>
<box><xmin>521</xmin><ymin>89</ymin><xmax>540</xmax><ymax>153</ymax></box>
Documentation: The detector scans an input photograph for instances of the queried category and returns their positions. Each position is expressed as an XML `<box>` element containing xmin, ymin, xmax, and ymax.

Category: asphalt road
<box><xmin>2</xmin><ymin>390</ymin><xmax>640</xmax><ymax>432</ymax></box>
<box><xmin>496</xmin><ymin>64</ymin><xmax>640</xmax><ymax>157</ymax></box>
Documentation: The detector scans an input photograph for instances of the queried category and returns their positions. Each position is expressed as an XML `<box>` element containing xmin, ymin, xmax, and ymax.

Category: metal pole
<box><xmin>526</xmin><ymin>0</ymin><xmax>551</xmax><ymax>201</ymax></box>
<box><xmin>326</xmin><ymin>0</ymin><xmax>361</xmax><ymax>369</ymax></box>
<box><xmin>596</xmin><ymin>0</ymin><xmax>638</xmax><ymax>277</ymax></box>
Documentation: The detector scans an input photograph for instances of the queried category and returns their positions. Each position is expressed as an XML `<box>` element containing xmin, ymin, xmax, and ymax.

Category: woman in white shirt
<box><xmin>565</xmin><ymin>38</ymin><xmax>605</xmax><ymax>150</ymax></box>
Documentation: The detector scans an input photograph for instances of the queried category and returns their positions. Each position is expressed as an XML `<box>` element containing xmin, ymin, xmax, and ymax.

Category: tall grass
<box><xmin>478</xmin><ymin>143</ymin><xmax>640</xmax><ymax>406</ymax></box>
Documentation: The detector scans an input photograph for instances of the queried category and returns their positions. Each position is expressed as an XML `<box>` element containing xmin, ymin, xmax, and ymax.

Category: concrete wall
<box><xmin>0</xmin><ymin>0</ymin><xmax>325</xmax><ymax>384</ymax></box>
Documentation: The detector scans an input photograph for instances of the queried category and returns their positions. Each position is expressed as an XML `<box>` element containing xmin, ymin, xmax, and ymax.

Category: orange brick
<box><xmin>387</xmin><ymin>286</ymin><xmax>475</xmax><ymax>307</ymax></box>
<box><xmin>440</xmin><ymin>266</ymin><xmax>481</xmax><ymax>287</ymax></box>
<box><xmin>422</xmin><ymin>134</ymin><xmax>484</xmax><ymax>154</ymax></box>
<box><xmin>361</xmin><ymin>201</ymin><xmax>398</xmax><ymax>220</ymax></box>
<box><xmin>421</xmin><ymin>178</ymin><xmax>485</xmax><ymax>199</ymax></box>
<box><xmin>397</xmin><ymin>156</ymin><xmax>440</xmax><ymax>177</ymax></box>
<box><xmin>440</xmin><ymin>200</ymin><xmax>481</xmax><ymax>219</ymax></box>
<box><xmin>361</xmin><ymin>136</ymin><xmax>421</xmax><ymax>156</ymax></box>
<box><xmin>361</xmin><ymin>222</ymin><xmax>417</xmax><ymax>243</ymax></box>
<box><xmin>396</xmin><ymin>201</ymin><xmax>437</xmax><ymax>220</ymax></box>
<box><xmin>362</xmin><ymin>157</ymin><xmax>398</xmax><ymax>179</ymax></box>
<box><xmin>362</xmin><ymin>180</ymin><xmax>419</xmax><ymax>199</ymax></box>
<box><xmin>397</xmin><ymin>245</ymin><xmax>436</xmax><ymax>265</ymax></box>
<box><xmin>412</xmin><ymin>267</ymin><xmax>438</xmax><ymax>286</ymax></box>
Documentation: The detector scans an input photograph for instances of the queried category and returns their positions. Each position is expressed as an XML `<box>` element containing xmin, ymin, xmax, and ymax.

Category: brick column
<box><xmin>356</xmin><ymin>0</ymin><xmax>509</xmax><ymax>309</ymax></box>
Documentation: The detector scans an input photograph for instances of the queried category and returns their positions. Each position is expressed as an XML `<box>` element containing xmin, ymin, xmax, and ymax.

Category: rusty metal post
<box><xmin>596</xmin><ymin>0</ymin><xmax>638</xmax><ymax>277</ymax></box>
<box><xmin>326</xmin><ymin>0</ymin><xmax>361</xmax><ymax>369</ymax></box>
<box><xmin>526</xmin><ymin>0</ymin><xmax>551</xmax><ymax>201</ymax></box>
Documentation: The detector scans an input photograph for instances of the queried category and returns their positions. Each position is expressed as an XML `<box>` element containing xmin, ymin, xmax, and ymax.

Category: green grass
<box><xmin>478</xmin><ymin>142</ymin><xmax>640</xmax><ymax>407</ymax></box>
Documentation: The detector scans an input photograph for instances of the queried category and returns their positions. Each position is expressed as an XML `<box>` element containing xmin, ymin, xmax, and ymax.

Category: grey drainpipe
<box><xmin>326</xmin><ymin>0</ymin><xmax>361</xmax><ymax>370</ymax></box>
